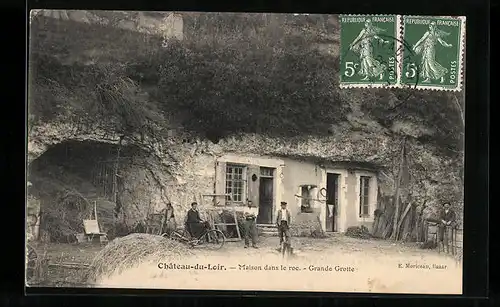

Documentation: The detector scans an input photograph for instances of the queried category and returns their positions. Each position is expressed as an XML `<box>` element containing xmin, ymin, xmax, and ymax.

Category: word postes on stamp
<box><xmin>339</xmin><ymin>15</ymin><xmax>399</xmax><ymax>88</ymax></box>
<box><xmin>400</xmin><ymin>16</ymin><xmax>465</xmax><ymax>91</ymax></box>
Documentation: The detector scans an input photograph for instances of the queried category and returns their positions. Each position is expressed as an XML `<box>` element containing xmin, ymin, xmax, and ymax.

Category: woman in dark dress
<box><xmin>186</xmin><ymin>202</ymin><xmax>209</xmax><ymax>238</ymax></box>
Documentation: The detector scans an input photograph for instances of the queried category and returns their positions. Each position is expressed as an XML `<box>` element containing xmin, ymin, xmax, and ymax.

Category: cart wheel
<box><xmin>26</xmin><ymin>244</ymin><xmax>38</xmax><ymax>282</ymax></box>
<box><xmin>200</xmin><ymin>229</ymin><xmax>225</xmax><ymax>250</ymax></box>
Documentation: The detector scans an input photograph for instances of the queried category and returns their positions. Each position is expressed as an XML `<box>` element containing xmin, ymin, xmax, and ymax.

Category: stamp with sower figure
<box><xmin>339</xmin><ymin>15</ymin><xmax>400</xmax><ymax>88</ymax></box>
<box><xmin>399</xmin><ymin>16</ymin><xmax>465</xmax><ymax>91</ymax></box>
<box><xmin>339</xmin><ymin>15</ymin><xmax>465</xmax><ymax>91</ymax></box>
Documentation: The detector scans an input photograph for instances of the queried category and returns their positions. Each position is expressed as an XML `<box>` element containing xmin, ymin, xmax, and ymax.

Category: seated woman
<box><xmin>185</xmin><ymin>202</ymin><xmax>210</xmax><ymax>238</ymax></box>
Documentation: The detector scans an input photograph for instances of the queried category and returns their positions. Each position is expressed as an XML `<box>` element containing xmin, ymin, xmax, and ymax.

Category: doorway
<box><xmin>257</xmin><ymin>167</ymin><xmax>274</xmax><ymax>224</ymax></box>
<box><xmin>326</xmin><ymin>173</ymin><xmax>340</xmax><ymax>232</ymax></box>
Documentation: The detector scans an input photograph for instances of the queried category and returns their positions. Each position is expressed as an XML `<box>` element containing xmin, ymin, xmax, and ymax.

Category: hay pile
<box><xmin>30</xmin><ymin>172</ymin><xmax>118</xmax><ymax>242</ymax></box>
<box><xmin>86</xmin><ymin>233</ymin><xmax>192</xmax><ymax>284</ymax></box>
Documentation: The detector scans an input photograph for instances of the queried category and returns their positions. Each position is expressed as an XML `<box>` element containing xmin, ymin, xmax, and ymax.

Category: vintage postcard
<box><xmin>26</xmin><ymin>10</ymin><xmax>465</xmax><ymax>294</ymax></box>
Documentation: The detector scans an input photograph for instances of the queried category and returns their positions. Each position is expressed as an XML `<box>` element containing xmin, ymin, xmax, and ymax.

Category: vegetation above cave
<box><xmin>28</xmin><ymin>12</ymin><xmax>464</xmax><ymax>158</ymax></box>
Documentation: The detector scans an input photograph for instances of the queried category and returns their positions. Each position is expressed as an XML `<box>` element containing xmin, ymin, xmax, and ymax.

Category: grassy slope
<box><xmin>29</xmin><ymin>13</ymin><xmax>463</xmax><ymax>153</ymax></box>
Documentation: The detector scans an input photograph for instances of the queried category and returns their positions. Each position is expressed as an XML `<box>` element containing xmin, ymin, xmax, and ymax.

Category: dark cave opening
<box><xmin>28</xmin><ymin>140</ymin><xmax>149</xmax><ymax>242</ymax></box>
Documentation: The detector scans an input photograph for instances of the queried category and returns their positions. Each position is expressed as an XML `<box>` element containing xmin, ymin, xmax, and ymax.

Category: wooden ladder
<box><xmin>202</xmin><ymin>194</ymin><xmax>242</xmax><ymax>242</ymax></box>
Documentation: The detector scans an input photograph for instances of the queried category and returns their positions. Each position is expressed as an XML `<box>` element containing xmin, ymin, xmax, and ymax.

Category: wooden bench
<box><xmin>83</xmin><ymin>219</ymin><xmax>108</xmax><ymax>244</ymax></box>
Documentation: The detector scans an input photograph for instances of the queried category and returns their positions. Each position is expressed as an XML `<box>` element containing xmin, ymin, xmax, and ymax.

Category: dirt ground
<box><xmin>28</xmin><ymin>234</ymin><xmax>462</xmax><ymax>293</ymax></box>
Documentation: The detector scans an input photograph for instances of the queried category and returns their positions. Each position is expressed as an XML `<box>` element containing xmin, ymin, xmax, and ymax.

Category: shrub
<box><xmin>345</xmin><ymin>225</ymin><xmax>372</xmax><ymax>239</ymax></box>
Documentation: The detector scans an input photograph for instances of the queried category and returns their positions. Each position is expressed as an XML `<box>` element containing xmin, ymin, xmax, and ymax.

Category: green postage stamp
<box><xmin>400</xmin><ymin>16</ymin><xmax>466</xmax><ymax>91</ymax></box>
<box><xmin>339</xmin><ymin>15</ymin><xmax>400</xmax><ymax>88</ymax></box>
<box><xmin>339</xmin><ymin>15</ymin><xmax>465</xmax><ymax>91</ymax></box>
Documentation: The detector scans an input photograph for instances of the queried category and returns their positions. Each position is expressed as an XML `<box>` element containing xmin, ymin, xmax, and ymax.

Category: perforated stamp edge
<box><xmin>397</xmin><ymin>15</ymin><xmax>466</xmax><ymax>92</ymax></box>
<box><xmin>339</xmin><ymin>14</ymin><xmax>402</xmax><ymax>89</ymax></box>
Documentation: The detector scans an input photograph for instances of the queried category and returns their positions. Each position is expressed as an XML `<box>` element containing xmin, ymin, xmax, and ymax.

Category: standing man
<box><xmin>160</xmin><ymin>202</ymin><xmax>177</xmax><ymax>235</ymax></box>
<box><xmin>243</xmin><ymin>200</ymin><xmax>259</xmax><ymax>249</ymax></box>
<box><xmin>276</xmin><ymin>201</ymin><xmax>291</xmax><ymax>251</ymax></box>
<box><xmin>186</xmin><ymin>202</ymin><xmax>208</xmax><ymax>238</ymax></box>
<box><xmin>438</xmin><ymin>202</ymin><xmax>457</xmax><ymax>253</ymax></box>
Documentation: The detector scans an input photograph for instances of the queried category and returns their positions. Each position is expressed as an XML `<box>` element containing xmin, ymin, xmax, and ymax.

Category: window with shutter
<box><xmin>214</xmin><ymin>161</ymin><xmax>227</xmax><ymax>206</ymax></box>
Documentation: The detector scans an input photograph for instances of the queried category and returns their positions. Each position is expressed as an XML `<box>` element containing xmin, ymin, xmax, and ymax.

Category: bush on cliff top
<box><xmin>29</xmin><ymin>12</ymin><xmax>463</xmax><ymax>158</ymax></box>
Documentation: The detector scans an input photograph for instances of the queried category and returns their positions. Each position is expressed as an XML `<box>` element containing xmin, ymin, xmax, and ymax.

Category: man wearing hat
<box><xmin>438</xmin><ymin>202</ymin><xmax>457</xmax><ymax>253</ymax></box>
<box><xmin>276</xmin><ymin>201</ymin><xmax>292</xmax><ymax>249</ymax></box>
<box><xmin>243</xmin><ymin>200</ymin><xmax>259</xmax><ymax>248</ymax></box>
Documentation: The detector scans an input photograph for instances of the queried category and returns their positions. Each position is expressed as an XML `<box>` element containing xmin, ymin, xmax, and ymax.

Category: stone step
<box><xmin>259</xmin><ymin>231</ymin><xmax>278</xmax><ymax>237</ymax></box>
<box><xmin>258</xmin><ymin>228</ymin><xmax>277</xmax><ymax>232</ymax></box>
<box><xmin>256</xmin><ymin>224</ymin><xmax>277</xmax><ymax>236</ymax></box>
<box><xmin>257</xmin><ymin>224</ymin><xmax>277</xmax><ymax>229</ymax></box>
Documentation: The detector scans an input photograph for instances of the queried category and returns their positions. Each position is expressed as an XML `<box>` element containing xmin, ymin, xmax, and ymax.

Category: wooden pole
<box><xmin>233</xmin><ymin>207</ymin><xmax>242</xmax><ymax>240</ymax></box>
<box><xmin>94</xmin><ymin>201</ymin><xmax>98</xmax><ymax>221</ymax></box>
<box><xmin>113</xmin><ymin>144</ymin><xmax>121</xmax><ymax>205</ymax></box>
<box><xmin>391</xmin><ymin>137</ymin><xmax>406</xmax><ymax>240</ymax></box>
<box><xmin>395</xmin><ymin>202</ymin><xmax>412</xmax><ymax>239</ymax></box>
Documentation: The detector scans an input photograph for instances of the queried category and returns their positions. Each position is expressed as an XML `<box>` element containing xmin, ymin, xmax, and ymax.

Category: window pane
<box><xmin>360</xmin><ymin>176</ymin><xmax>371</xmax><ymax>216</ymax></box>
<box><xmin>260</xmin><ymin>167</ymin><xmax>274</xmax><ymax>177</ymax></box>
<box><xmin>225</xmin><ymin>165</ymin><xmax>246</xmax><ymax>203</ymax></box>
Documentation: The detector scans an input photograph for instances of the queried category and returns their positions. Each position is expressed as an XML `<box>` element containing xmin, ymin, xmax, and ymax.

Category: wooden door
<box><xmin>258</xmin><ymin>177</ymin><xmax>274</xmax><ymax>224</ymax></box>
<box><xmin>326</xmin><ymin>173</ymin><xmax>339</xmax><ymax>232</ymax></box>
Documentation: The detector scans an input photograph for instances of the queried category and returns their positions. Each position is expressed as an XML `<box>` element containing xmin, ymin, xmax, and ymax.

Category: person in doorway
<box><xmin>243</xmin><ymin>200</ymin><xmax>259</xmax><ymax>249</ymax></box>
<box><xmin>160</xmin><ymin>202</ymin><xmax>177</xmax><ymax>235</ymax></box>
<box><xmin>276</xmin><ymin>201</ymin><xmax>292</xmax><ymax>251</ymax></box>
<box><xmin>186</xmin><ymin>202</ymin><xmax>209</xmax><ymax>238</ymax></box>
<box><xmin>438</xmin><ymin>202</ymin><xmax>457</xmax><ymax>253</ymax></box>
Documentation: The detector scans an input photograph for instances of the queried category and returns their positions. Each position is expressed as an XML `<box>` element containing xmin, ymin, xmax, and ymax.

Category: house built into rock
<box><xmin>202</xmin><ymin>153</ymin><xmax>380</xmax><ymax>233</ymax></box>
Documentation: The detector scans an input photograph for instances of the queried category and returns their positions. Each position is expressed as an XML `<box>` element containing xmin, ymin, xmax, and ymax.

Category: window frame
<box><xmin>225</xmin><ymin>163</ymin><xmax>247</xmax><ymax>204</ymax></box>
<box><xmin>359</xmin><ymin>175</ymin><xmax>371</xmax><ymax>217</ymax></box>
<box><xmin>260</xmin><ymin>167</ymin><xmax>274</xmax><ymax>178</ymax></box>
<box><xmin>300</xmin><ymin>185</ymin><xmax>314</xmax><ymax>213</ymax></box>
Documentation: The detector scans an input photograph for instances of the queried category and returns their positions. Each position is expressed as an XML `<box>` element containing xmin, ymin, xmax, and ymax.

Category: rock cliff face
<box><xmin>27</xmin><ymin>11</ymin><xmax>464</xmax><ymax>236</ymax></box>
<box><xmin>28</xmin><ymin>120</ymin><xmax>462</xmax><ymax>229</ymax></box>
<box><xmin>31</xmin><ymin>10</ymin><xmax>183</xmax><ymax>40</ymax></box>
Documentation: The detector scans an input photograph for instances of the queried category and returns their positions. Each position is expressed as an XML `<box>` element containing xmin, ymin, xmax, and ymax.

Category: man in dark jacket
<box><xmin>186</xmin><ymin>202</ymin><xmax>208</xmax><ymax>238</ymax></box>
<box><xmin>276</xmin><ymin>201</ymin><xmax>292</xmax><ymax>250</ymax></box>
<box><xmin>438</xmin><ymin>202</ymin><xmax>457</xmax><ymax>253</ymax></box>
<box><xmin>160</xmin><ymin>202</ymin><xmax>176</xmax><ymax>235</ymax></box>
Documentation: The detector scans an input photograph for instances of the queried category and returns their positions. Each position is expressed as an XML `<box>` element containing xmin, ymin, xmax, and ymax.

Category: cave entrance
<box><xmin>27</xmin><ymin>140</ymin><xmax>150</xmax><ymax>242</ymax></box>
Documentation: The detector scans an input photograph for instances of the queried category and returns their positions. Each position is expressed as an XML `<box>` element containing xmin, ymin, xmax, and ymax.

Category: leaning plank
<box><xmin>396</xmin><ymin>202</ymin><xmax>413</xmax><ymax>239</ymax></box>
<box><xmin>233</xmin><ymin>208</ymin><xmax>242</xmax><ymax>240</ymax></box>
